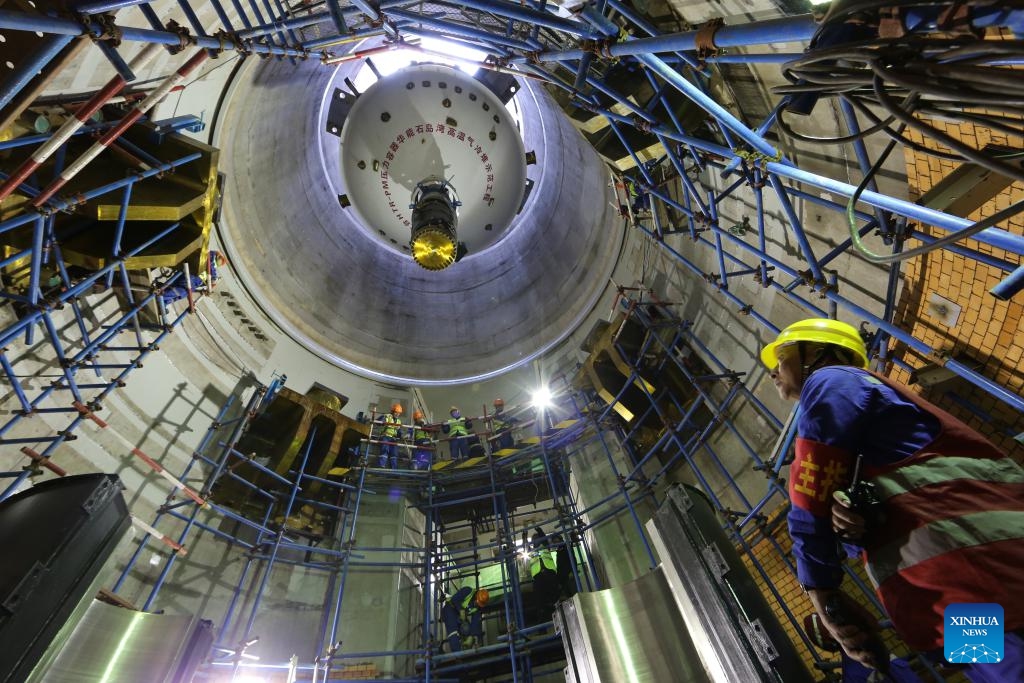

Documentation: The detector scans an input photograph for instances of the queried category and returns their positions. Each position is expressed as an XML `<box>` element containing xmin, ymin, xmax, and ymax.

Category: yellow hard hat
<box><xmin>475</xmin><ymin>589</ymin><xmax>490</xmax><ymax>608</ymax></box>
<box><xmin>760</xmin><ymin>318</ymin><xmax>868</xmax><ymax>369</ymax></box>
<box><xmin>391</xmin><ymin>403</ymin><xmax>403</xmax><ymax>414</ymax></box>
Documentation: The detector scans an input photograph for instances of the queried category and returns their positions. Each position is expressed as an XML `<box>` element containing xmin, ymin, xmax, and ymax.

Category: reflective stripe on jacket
<box><xmin>860</xmin><ymin>373</ymin><xmax>1024</xmax><ymax>651</ymax></box>
<box><xmin>381</xmin><ymin>414</ymin><xmax>401</xmax><ymax>439</ymax></box>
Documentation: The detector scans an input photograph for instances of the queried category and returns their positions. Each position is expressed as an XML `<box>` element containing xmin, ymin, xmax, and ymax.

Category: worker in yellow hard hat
<box><xmin>763</xmin><ymin>318</ymin><xmax>1024</xmax><ymax>678</ymax></box>
<box><xmin>442</xmin><ymin>407</ymin><xmax>472</xmax><ymax>462</ymax></box>
<box><xmin>376</xmin><ymin>403</ymin><xmax>404</xmax><ymax>469</ymax></box>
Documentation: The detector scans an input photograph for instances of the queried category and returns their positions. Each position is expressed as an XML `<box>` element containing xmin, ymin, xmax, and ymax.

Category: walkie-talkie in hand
<box><xmin>834</xmin><ymin>454</ymin><xmax>886</xmax><ymax>535</ymax></box>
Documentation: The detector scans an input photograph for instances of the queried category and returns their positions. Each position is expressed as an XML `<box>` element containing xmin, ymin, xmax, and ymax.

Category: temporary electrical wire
<box><xmin>774</xmin><ymin>2</ymin><xmax>1024</xmax><ymax>180</ymax></box>
<box><xmin>845</xmin><ymin>120</ymin><xmax>1024</xmax><ymax>264</ymax></box>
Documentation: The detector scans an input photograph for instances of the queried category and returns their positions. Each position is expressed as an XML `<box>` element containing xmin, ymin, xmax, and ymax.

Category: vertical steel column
<box><xmin>0</xmin><ymin>34</ymin><xmax>74</xmax><ymax>111</ymax></box>
<box><xmin>234</xmin><ymin>428</ymin><xmax>319</xmax><ymax>673</ymax></box>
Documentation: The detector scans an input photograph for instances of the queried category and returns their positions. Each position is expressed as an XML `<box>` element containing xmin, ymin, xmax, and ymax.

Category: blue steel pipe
<box><xmin>386</xmin><ymin>8</ymin><xmax>535</xmax><ymax>51</ymax></box>
<box><xmin>693</xmin><ymin>232</ymin><xmax>828</xmax><ymax>317</ymax></box>
<box><xmin>763</xmin><ymin>160</ymin><xmax>1024</xmax><ymax>256</ymax></box>
<box><xmin>0</xmin><ymin>10</ymin><xmax>307</xmax><ymax>57</ymax></box>
<box><xmin>217</xmin><ymin>500</ymin><xmax>274</xmax><ymax>651</ymax></box>
<box><xmin>324</xmin><ymin>463</ymin><xmax>368</xmax><ymax>671</ymax></box>
<box><xmin>237</xmin><ymin>430</ymin><xmax>317</xmax><ymax>651</ymax></box>
<box><xmin>522</xmin><ymin>14</ymin><xmax>817</xmax><ymax>63</ymax></box>
<box><xmin>349</xmin><ymin>0</ymin><xmax>380</xmax><ymax>20</ymax></box>
<box><xmin>323</xmin><ymin>0</ymin><xmax>349</xmax><ymax>36</ymax></box>
<box><xmin>112</xmin><ymin>394</ymin><xmax>236</xmax><ymax>592</ymax></box>
<box><xmin>238</xmin><ymin>10</ymin><xmax>333</xmax><ymax>39</ymax></box>
<box><xmin>768</xmin><ymin>174</ymin><xmax>825</xmax><ymax>283</ymax></box>
<box><xmin>603</xmin><ymin>0</ymin><xmax>701</xmax><ymax>70</ymax></box>
<box><xmin>201</xmin><ymin>386</ymin><xmax>266</xmax><ymax>494</ymax></box>
<box><xmin>435</xmin><ymin>0</ymin><xmax>593</xmax><ymax>36</ymax></box>
<box><xmin>0</xmin><ymin>221</ymin><xmax>182</xmax><ymax>351</ymax></box>
<box><xmin>710</xmin><ymin>191</ymin><xmax>729</xmax><ymax>288</ymax></box>
<box><xmin>0</xmin><ymin>352</ymin><xmax>32</xmax><ymax>414</ymax></box>
<box><xmin>991</xmin><ymin>265</ymin><xmax>1024</xmax><ymax>301</ymax></box>
<box><xmin>0</xmin><ymin>119</ymin><xmax>123</xmax><ymax>152</ymax></box>
<box><xmin>753</xmin><ymin>169</ymin><xmax>769</xmax><ymax>286</ymax></box>
<box><xmin>590</xmin><ymin>115</ymin><xmax>1024</xmax><ymax>257</ymax></box>
<box><xmin>0</xmin><ymin>34</ymin><xmax>74</xmax><ymax>111</ymax></box>
<box><xmin>635</xmin><ymin>221</ymin><xmax>781</xmax><ymax>332</ymax></box>
<box><xmin>640</xmin><ymin>67</ymin><xmax>707</xmax><ymax>174</ymax></box>
<box><xmin>638</xmin><ymin>53</ymin><xmax>780</xmax><ymax>160</ymax></box>
<box><xmin>77</xmin><ymin>0</ymin><xmax>148</xmax><ymax>13</ymax></box>
<box><xmin>821</xmin><ymin>289</ymin><xmax>1024</xmax><ymax>413</ymax></box>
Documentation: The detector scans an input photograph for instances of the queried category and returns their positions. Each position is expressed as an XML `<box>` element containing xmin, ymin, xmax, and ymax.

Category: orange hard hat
<box><xmin>493</xmin><ymin>398</ymin><xmax>504</xmax><ymax>407</ymax></box>
<box><xmin>413</xmin><ymin>409</ymin><xmax>424</xmax><ymax>421</ymax></box>
<box><xmin>391</xmin><ymin>403</ymin><xmax>403</xmax><ymax>414</ymax></box>
<box><xmin>475</xmin><ymin>589</ymin><xmax>490</xmax><ymax>608</ymax></box>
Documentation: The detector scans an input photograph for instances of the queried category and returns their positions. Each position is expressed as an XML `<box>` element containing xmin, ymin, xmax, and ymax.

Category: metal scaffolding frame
<box><xmin>1</xmin><ymin>0</ymin><xmax>1018</xmax><ymax>410</ymax></box>
<box><xmin>112</xmin><ymin>374</ymin><xmax>655</xmax><ymax>682</ymax></box>
<box><xmin>107</xmin><ymin>299</ymin><xmax>957</xmax><ymax>682</ymax></box>
<box><xmin>585</xmin><ymin>293</ymin><xmax>951</xmax><ymax>680</ymax></box>
<box><xmin>0</xmin><ymin>115</ymin><xmax>210</xmax><ymax>501</ymax></box>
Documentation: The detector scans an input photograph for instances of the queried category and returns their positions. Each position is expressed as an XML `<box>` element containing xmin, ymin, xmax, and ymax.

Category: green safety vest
<box><xmin>381</xmin><ymin>414</ymin><xmax>401</xmax><ymax>439</ymax></box>
<box><xmin>413</xmin><ymin>425</ymin><xmax>430</xmax><ymax>441</ymax></box>
<box><xmin>492</xmin><ymin>416</ymin><xmax>509</xmax><ymax>432</ymax></box>
<box><xmin>447</xmin><ymin>417</ymin><xmax>468</xmax><ymax>437</ymax></box>
<box><xmin>530</xmin><ymin>548</ymin><xmax>556</xmax><ymax>576</ymax></box>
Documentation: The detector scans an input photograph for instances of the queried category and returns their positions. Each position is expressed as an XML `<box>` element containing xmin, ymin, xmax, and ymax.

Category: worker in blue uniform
<box><xmin>376</xmin><ymin>403</ymin><xmax>404</xmax><ymax>469</ymax></box>
<box><xmin>410</xmin><ymin>410</ymin><xmax>432</xmax><ymax>470</ymax></box>
<box><xmin>441</xmin><ymin>586</ymin><xmax>488</xmax><ymax>652</ymax></box>
<box><xmin>762</xmin><ymin>318</ymin><xmax>1024</xmax><ymax>682</ymax></box>
<box><xmin>489</xmin><ymin>398</ymin><xmax>518</xmax><ymax>452</ymax></box>
<box><xmin>442</xmin><ymin>407</ymin><xmax>472</xmax><ymax>462</ymax></box>
<box><xmin>161</xmin><ymin>251</ymin><xmax>227</xmax><ymax>305</ymax></box>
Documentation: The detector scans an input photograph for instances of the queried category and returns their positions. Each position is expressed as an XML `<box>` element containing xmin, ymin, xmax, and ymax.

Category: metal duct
<box><xmin>556</xmin><ymin>566</ymin><xmax>711</xmax><ymax>683</ymax></box>
<box><xmin>0</xmin><ymin>474</ymin><xmax>130</xmax><ymax>683</ymax></box>
<box><xmin>646</xmin><ymin>485</ymin><xmax>813</xmax><ymax>683</ymax></box>
<box><xmin>26</xmin><ymin>600</ymin><xmax>213</xmax><ymax>683</ymax></box>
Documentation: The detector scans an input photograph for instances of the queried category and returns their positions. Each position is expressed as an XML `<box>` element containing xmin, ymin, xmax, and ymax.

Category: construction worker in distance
<box><xmin>529</xmin><ymin>528</ymin><xmax>560</xmax><ymax>620</ymax></box>
<box><xmin>441</xmin><ymin>586</ymin><xmax>488</xmax><ymax>652</ymax></box>
<box><xmin>410</xmin><ymin>410</ymin><xmax>432</xmax><ymax>471</ymax></box>
<box><xmin>442</xmin><ymin>407</ymin><xmax>472</xmax><ymax>462</ymax></box>
<box><xmin>160</xmin><ymin>250</ymin><xmax>228</xmax><ymax>305</ymax></box>
<box><xmin>489</xmin><ymin>398</ymin><xmax>518</xmax><ymax>452</ymax></box>
<box><xmin>762</xmin><ymin>318</ymin><xmax>1024</xmax><ymax>682</ymax></box>
<box><xmin>376</xmin><ymin>403</ymin><xmax>404</xmax><ymax>469</ymax></box>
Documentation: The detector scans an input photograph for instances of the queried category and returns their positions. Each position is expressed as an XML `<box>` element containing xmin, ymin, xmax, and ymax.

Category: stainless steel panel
<box><xmin>647</xmin><ymin>485</ymin><xmax>813</xmax><ymax>683</ymax></box>
<box><xmin>28</xmin><ymin>600</ymin><xmax>209</xmax><ymax>683</ymax></box>
<box><xmin>557</xmin><ymin>566</ymin><xmax>712</xmax><ymax>683</ymax></box>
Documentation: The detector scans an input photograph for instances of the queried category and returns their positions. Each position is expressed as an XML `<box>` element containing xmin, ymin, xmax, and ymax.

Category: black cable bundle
<box><xmin>772</xmin><ymin>1</ymin><xmax>1024</xmax><ymax>263</ymax></box>
<box><xmin>775</xmin><ymin>1</ymin><xmax>1024</xmax><ymax>181</ymax></box>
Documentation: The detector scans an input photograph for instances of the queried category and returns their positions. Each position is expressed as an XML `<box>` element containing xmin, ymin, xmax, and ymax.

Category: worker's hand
<box><xmin>831</xmin><ymin>490</ymin><xmax>866</xmax><ymax>540</ymax></box>
<box><xmin>806</xmin><ymin>589</ymin><xmax>886</xmax><ymax>671</ymax></box>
